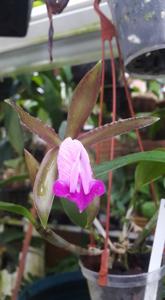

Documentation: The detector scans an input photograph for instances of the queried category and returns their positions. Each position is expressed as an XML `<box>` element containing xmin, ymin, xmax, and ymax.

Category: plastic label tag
<box><xmin>144</xmin><ymin>199</ymin><xmax>165</xmax><ymax>300</ymax></box>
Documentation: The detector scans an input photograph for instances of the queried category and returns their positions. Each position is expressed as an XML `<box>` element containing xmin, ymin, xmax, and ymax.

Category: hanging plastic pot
<box><xmin>80</xmin><ymin>260</ymin><xmax>165</xmax><ymax>300</ymax></box>
<box><xmin>108</xmin><ymin>0</ymin><xmax>165</xmax><ymax>78</ymax></box>
<box><xmin>0</xmin><ymin>0</ymin><xmax>32</xmax><ymax>37</ymax></box>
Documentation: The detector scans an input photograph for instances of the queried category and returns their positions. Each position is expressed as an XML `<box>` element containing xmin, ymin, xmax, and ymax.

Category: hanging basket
<box><xmin>108</xmin><ymin>0</ymin><xmax>165</xmax><ymax>78</ymax></box>
<box><xmin>80</xmin><ymin>259</ymin><xmax>165</xmax><ymax>300</ymax></box>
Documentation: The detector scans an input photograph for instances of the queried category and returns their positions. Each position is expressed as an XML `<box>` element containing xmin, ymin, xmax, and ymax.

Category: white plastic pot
<box><xmin>80</xmin><ymin>260</ymin><xmax>165</xmax><ymax>300</ymax></box>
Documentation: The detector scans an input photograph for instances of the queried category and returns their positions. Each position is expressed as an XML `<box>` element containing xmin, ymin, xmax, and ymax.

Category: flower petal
<box><xmin>53</xmin><ymin>179</ymin><xmax>105</xmax><ymax>213</ymax></box>
<box><xmin>53</xmin><ymin>137</ymin><xmax>106</xmax><ymax>213</ymax></box>
<box><xmin>90</xmin><ymin>180</ymin><xmax>106</xmax><ymax>197</ymax></box>
<box><xmin>69</xmin><ymin>149</ymin><xmax>81</xmax><ymax>193</ymax></box>
<box><xmin>53</xmin><ymin>180</ymin><xmax>69</xmax><ymax>198</ymax></box>
<box><xmin>80</xmin><ymin>144</ymin><xmax>93</xmax><ymax>195</ymax></box>
<box><xmin>57</xmin><ymin>138</ymin><xmax>81</xmax><ymax>184</ymax></box>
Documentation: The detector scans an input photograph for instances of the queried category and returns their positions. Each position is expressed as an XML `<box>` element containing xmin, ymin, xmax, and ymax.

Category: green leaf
<box><xmin>24</xmin><ymin>149</ymin><xmax>39</xmax><ymax>185</ymax></box>
<box><xmin>148</xmin><ymin>80</ymin><xmax>161</xmax><ymax>98</ymax></box>
<box><xmin>0</xmin><ymin>139</ymin><xmax>13</xmax><ymax>168</ymax></box>
<box><xmin>4</xmin><ymin>103</ymin><xmax>24</xmax><ymax>155</ymax></box>
<box><xmin>141</xmin><ymin>202</ymin><xmax>157</xmax><ymax>219</ymax></box>
<box><xmin>33</xmin><ymin>148</ymin><xmax>57</xmax><ymax>228</ymax></box>
<box><xmin>86</xmin><ymin>197</ymin><xmax>100</xmax><ymax>227</ymax></box>
<box><xmin>80</xmin><ymin>116</ymin><xmax>159</xmax><ymax>146</ymax></box>
<box><xmin>61</xmin><ymin>198</ymin><xmax>88</xmax><ymax>228</ymax></box>
<box><xmin>33</xmin><ymin>1</ymin><xmax>44</xmax><ymax>8</ymax></box>
<box><xmin>94</xmin><ymin>150</ymin><xmax>165</xmax><ymax>178</ymax></box>
<box><xmin>0</xmin><ymin>174</ymin><xmax>28</xmax><ymax>188</ymax></box>
<box><xmin>61</xmin><ymin>196</ymin><xmax>100</xmax><ymax>228</ymax></box>
<box><xmin>4</xmin><ymin>157</ymin><xmax>23</xmax><ymax>169</ymax></box>
<box><xmin>0</xmin><ymin>201</ymin><xmax>36</xmax><ymax>225</ymax></box>
<box><xmin>5</xmin><ymin>99</ymin><xmax>61</xmax><ymax>147</ymax></box>
<box><xmin>135</xmin><ymin>161</ymin><xmax>165</xmax><ymax>190</ymax></box>
<box><xmin>32</xmin><ymin>73</ymin><xmax>44</xmax><ymax>86</ymax></box>
<box><xmin>42</xmin><ymin>74</ymin><xmax>63</xmax><ymax>131</ymax></box>
<box><xmin>65</xmin><ymin>61</ymin><xmax>102</xmax><ymax>138</ymax></box>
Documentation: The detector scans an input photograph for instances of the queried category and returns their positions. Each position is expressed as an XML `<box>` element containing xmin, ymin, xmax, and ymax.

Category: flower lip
<box><xmin>53</xmin><ymin>137</ymin><xmax>105</xmax><ymax>212</ymax></box>
<box><xmin>53</xmin><ymin>179</ymin><xmax>105</xmax><ymax>212</ymax></box>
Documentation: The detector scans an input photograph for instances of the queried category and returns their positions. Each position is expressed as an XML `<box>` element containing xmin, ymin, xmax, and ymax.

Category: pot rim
<box><xmin>79</xmin><ymin>260</ymin><xmax>165</xmax><ymax>288</ymax></box>
<box><xmin>125</xmin><ymin>44</ymin><xmax>165</xmax><ymax>79</ymax></box>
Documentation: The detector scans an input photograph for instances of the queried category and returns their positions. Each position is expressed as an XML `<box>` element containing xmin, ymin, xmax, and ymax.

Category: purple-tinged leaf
<box><xmin>45</xmin><ymin>0</ymin><xmax>70</xmax><ymax>14</ymax></box>
<box><xmin>79</xmin><ymin>116</ymin><xmax>159</xmax><ymax>146</ymax></box>
<box><xmin>5</xmin><ymin>100</ymin><xmax>61</xmax><ymax>147</ymax></box>
<box><xmin>65</xmin><ymin>61</ymin><xmax>102</xmax><ymax>139</ymax></box>
<box><xmin>24</xmin><ymin>149</ymin><xmax>39</xmax><ymax>186</ymax></box>
<box><xmin>33</xmin><ymin>148</ymin><xmax>57</xmax><ymax>228</ymax></box>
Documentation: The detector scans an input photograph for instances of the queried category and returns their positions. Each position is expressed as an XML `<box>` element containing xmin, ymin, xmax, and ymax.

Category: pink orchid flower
<box><xmin>53</xmin><ymin>137</ymin><xmax>105</xmax><ymax>212</ymax></box>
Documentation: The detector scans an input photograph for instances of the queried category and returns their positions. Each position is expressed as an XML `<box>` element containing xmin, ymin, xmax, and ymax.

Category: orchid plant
<box><xmin>1</xmin><ymin>62</ymin><xmax>165</xmax><ymax>256</ymax></box>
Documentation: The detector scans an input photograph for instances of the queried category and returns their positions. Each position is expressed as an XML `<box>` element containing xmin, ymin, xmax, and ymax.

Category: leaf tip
<box><xmin>39</xmin><ymin>214</ymin><xmax>48</xmax><ymax>229</ymax></box>
<box><xmin>4</xmin><ymin>99</ymin><xmax>13</xmax><ymax>106</ymax></box>
<box><xmin>24</xmin><ymin>149</ymin><xmax>39</xmax><ymax>185</ymax></box>
<box><xmin>145</xmin><ymin>115</ymin><xmax>160</xmax><ymax>127</ymax></box>
<box><xmin>94</xmin><ymin>60</ymin><xmax>102</xmax><ymax>75</ymax></box>
<box><xmin>153</xmin><ymin>116</ymin><xmax>160</xmax><ymax>123</ymax></box>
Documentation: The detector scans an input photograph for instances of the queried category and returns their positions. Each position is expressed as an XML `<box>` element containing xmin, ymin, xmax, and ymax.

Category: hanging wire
<box><xmin>94</xmin><ymin>0</ymin><xmax>117</xmax><ymax>286</ymax></box>
<box><xmin>95</xmin><ymin>40</ymin><xmax>105</xmax><ymax>165</ymax></box>
<box><xmin>94</xmin><ymin>0</ymin><xmax>158</xmax><ymax>285</ymax></box>
<box><xmin>116</xmin><ymin>40</ymin><xmax>144</xmax><ymax>152</ymax></box>
<box><xmin>116</xmin><ymin>39</ymin><xmax>158</xmax><ymax>204</ymax></box>
<box><xmin>45</xmin><ymin>3</ymin><xmax>54</xmax><ymax>62</ymax></box>
<box><xmin>98</xmin><ymin>41</ymin><xmax>117</xmax><ymax>286</ymax></box>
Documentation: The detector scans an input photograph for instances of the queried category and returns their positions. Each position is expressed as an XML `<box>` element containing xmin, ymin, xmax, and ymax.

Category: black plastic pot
<box><xmin>19</xmin><ymin>271</ymin><xmax>90</xmax><ymax>300</ymax></box>
<box><xmin>0</xmin><ymin>0</ymin><xmax>32</xmax><ymax>37</ymax></box>
<box><xmin>108</xmin><ymin>0</ymin><xmax>165</xmax><ymax>78</ymax></box>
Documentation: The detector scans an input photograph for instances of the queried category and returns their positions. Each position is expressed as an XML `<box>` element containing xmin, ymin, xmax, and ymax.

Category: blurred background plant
<box><xmin>0</xmin><ymin>66</ymin><xmax>74</xmax><ymax>186</ymax></box>
<box><xmin>33</xmin><ymin>0</ymin><xmax>44</xmax><ymax>7</ymax></box>
<box><xmin>0</xmin><ymin>66</ymin><xmax>75</xmax><ymax>299</ymax></box>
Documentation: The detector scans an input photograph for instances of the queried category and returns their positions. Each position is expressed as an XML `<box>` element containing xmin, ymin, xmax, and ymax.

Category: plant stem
<box><xmin>94</xmin><ymin>218</ymin><xmax>125</xmax><ymax>254</ymax></box>
<box><xmin>121</xmin><ymin>206</ymin><xmax>133</xmax><ymax>241</ymax></box>
<box><xmin>132</xmin><ymin>211</ymin><xmax>158</xmax><ymax>250</ymax></box>
<box><xmin>36</xmin><ymin>224</ymin><xmax>102</xmax><ymax>256</ymax></box>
